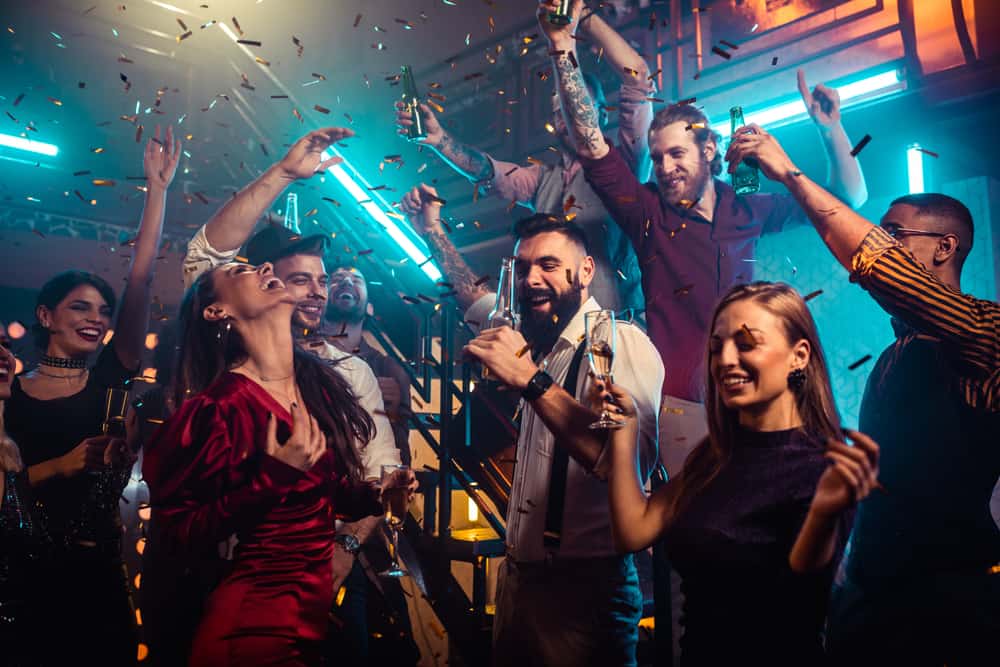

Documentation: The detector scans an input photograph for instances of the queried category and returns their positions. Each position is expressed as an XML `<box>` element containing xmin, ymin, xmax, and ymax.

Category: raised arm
<box><xmin>540</xmin><ymin>0</ymin><xmax>610</xmax><ymax>161</ymax></box>
<box><xmin>114</xmin><ymin>125</ymin><xmax>180</xmax><ymax>371</ymax></box>
<box><xmin>598</xmin><ymin>380</ymin><xmax>675</xmax><ymax>552</ymax></box>
<box><xmin>203</xmin><ymin>127</ymin><xmax>353</xmax><ymax>252</ymax></box>
<box><xmin>797</xmin><ymin>70</ymin><xmax>868</xmax><ymax>209</ymax></box>
<box><xmin>395</xmin><ymin>102</ymin><xmax>494</xmax><ymax>183</ymax></box>
<box><xmin>400</xmin><ymin>183</ymin><xmax>489</xmax><ymax>311</ymax></box>
<box><xmin>580</xmin><ymin>10</ymin><xmax>654</xmax><ymax>178</ymax></box>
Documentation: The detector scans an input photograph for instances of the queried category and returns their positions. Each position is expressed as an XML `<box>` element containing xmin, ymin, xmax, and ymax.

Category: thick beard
<box><xmin>519</xmin><ymin>283</ymin><xmax>585</xmax><ymax>358</ymax></box>
<box><xmin>659</xmin><ymin>153</ymin><xmax>711</xmax><ymax>208</ymax></box>
<box><xmin>326</xmin><ymin>301</ymin><xmax>365</xmax><ymax>325</ymax></box>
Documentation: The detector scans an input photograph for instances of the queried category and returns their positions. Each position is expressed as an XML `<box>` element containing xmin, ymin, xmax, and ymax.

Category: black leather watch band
<box><xmin>522</xmin><ymin>370</ymin><xmax>554</xmax><ymax>402</ymax></box>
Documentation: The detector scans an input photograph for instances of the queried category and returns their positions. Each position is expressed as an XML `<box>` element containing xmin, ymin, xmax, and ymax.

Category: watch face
<box><xmin>336</xmin><ymin>534</ymin><xmax>360</xmax><ymax>553</ymax></box>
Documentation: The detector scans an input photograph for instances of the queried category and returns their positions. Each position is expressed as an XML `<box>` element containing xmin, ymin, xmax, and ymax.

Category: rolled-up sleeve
<box><xmin>617</xmin><ymin>79</ymin><xmax>654</xmax><ymax>180</ymax></box>
<box><xmin>183</xmin><ymin>225</ymin><xmax>240</xmax><ymax>290</ymax></box>
<box><xmin>580</xmin><ymin>142</ymin><xmax>661</xmax><ymax>253</ymax></box>
<box><xmin>464</xmin><ymin>292</ymin><xmax>497</xmax><ymax>334</ymax></box>
<box><xmin>484</xmin><ymin>156</ymin><xmax>541</xmax><ymax>207</ymax></box>
<box><xmin>352</xmin><ymin>359</ymin><xmax>403</xmax><ymax>479</ymax></box>
<box><xmin>850</xmin><ymin>226</ymin><xmax>1000</xmax><ymax>375</ymax></box>
<box><xmin>590</xmin><ymin>323</ymin><xmax>663</xmax><ymax>481</ymax></box>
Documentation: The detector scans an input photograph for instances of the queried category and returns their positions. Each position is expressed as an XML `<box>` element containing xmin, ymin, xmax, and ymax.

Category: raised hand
<box><xmin>797</xmin><ymin>70</ymin><xmax>841</xmax><ymax>128</ymax></box>
<box><xmin>276</xmin><ymin>127</ymin><xmax>355</xmax><ymax>181</ymax></box>
<box><xmin>810</xmin><ymin>429</ymin><xmax>881</xmax><ymax>517</ymax></box>
<box><xmin>400</xmin><ymin>183</ymin><xmax>444</xmax><ymax>233</ymax></box>
<box><xmin>265</xmin><ymin>402</ymin><xmax>327</xmax><ymax>472</ymax></box>
<box><xmin>144</xmin><ymin>125</ymin><xmax>181</xmax><ymax>191</ymax></box>
<box><xmin>394</xmin><ymin>101</ymin><xmax>443</xmax><ymax>146</ymax></box>
<box><xmin>725</xmin><ymin>124</ymin><xmax>800</xmax><ymax>182</ymax></box>
<box><xmin>538</xmin><ymin>0</ymin><xmax>585</xmax><ymax>46</ymax></box>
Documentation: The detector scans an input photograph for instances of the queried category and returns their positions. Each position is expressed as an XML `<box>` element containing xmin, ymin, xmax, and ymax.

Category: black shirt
<box><xmin>4</xmin><ymin>344</ymin><xmax>134</xmax><ymax>545</ymax></box>
<box><xmin>665</xmin><ymin>427</ymin><xmax>850</xmax><ymax>665</ymax></box>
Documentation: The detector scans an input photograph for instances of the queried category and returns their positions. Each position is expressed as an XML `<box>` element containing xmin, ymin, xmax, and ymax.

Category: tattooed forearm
<box><xmin>554</xmin><ymin>53</ymin><xmax>605</xmax><ymax>156</ymax></box>
<box><xmin>434</xmin><ymin>132</ymin><xmax>495</xmax><ymax>182</ymax></box>
<box><xmin>424</xmin><ymin>227</ymin><xmax>489</xmax><ymax>311</ymax></box>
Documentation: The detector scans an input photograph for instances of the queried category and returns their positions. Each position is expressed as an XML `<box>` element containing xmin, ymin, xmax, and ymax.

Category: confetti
<box><xmin>177</xmin><ymin>30</ymin><xmax>192</xmax><ymax>42</ymax></box>
<box><xmin>13</xmin><ymin>93</ymin><xmax>24</xmax><ymax>106</ymax></box>
<box><xmin>916</xmin><ymin>147</ymin><xmax>939</xmax><ymax>158</ymax></box>
<box><xmin>237</xmin><ymin>39</ymin><xmax>261</xmax><ymax>46</ymax></box>
<box><xmin>504</xmin><ymin>166</ymin><xmax>519</xmax><ymax>177</ymax></box>
<box><xmin>314</xmin><ymin>104</ymin><xmax>330</xmax><ymax>114</ymax></box>
<box><xmin>849</xmin><ymin>134</ymin><xmax>872</xmax><ymax>157</ymax></box>
<box><xmin>255</xmin><ymin>56</ymin><xmax>270</xmax><ymax>66</ymax></box>
<box><xmin>135</xmin><ymin>125</ymin><xmax>143</xmax><ymax>143</ymax></box>
<box><xmin>720</xmin><ymin>40</ymin><xmax>739</xmax><ymax>50</ymax></box>
<box><xmin>803</xmin><ymin>289</ymin><xmax>823</xmax><ymax>302</ymax></box>
<box><xmin>544</xmin><ymin>122</ymin><xmax>556</xmax><ymax>134</ymax></box>
<box><xmin>711</xmin><ymin>46</ymin><xmax>732</xmax><ymax>59</ymax></box>
<box><xmin>674</xmin><ymin>284</ymin><xmax>694</xmax><ymax>297</ymax></box>
<box><xmin>678</xmin><ymin>97</ymin><xmax>697</xmax><ymax>106</ymax></box>
<box><xmin>359</xmin><ymin>249</ymin><xmax>374</xmax><ymax>256</ymax></box>
<box><xmin>353</xmin><ymin>14</ymin><xmax>362</xmax><ymax>27</ymax></box>
<box><xmin>92</xmin><ymin>179</ymin><xmax>116</xmax><ymax>187</ymax></box>
<box><xmin>292</xmin><ymin>108</ymin><xmax>303</xmax><ymax>123</ymax></box>
<box><xmin>772</xmin><ymin>57</ymin><xmax>779</xmax><ymax>66</ymax></box>
<box><xmin>232</xmin><ymin>17</ymin><xmax>244</xmax><ymax>36</ymax></box>
<box><xmin>515</xmin><ymin>342</ymin><xmax>532</xmax><ymax>358</ymax></box>
<box><xmin>847</xmin><ymin>355</ymin><xmax>872</xmax><ymax>371</ymax></box>
<box><xmin>624</xmin><ymin>67</ymin><xmax>639</xmax><ymax>78</ymax></box>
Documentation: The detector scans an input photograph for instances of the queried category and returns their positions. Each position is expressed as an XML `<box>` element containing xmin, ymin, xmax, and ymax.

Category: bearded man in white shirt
<box><xmin>402</xmin><ymin>183</ymin><xmax>663</xmax><ymax>667</ymax></box>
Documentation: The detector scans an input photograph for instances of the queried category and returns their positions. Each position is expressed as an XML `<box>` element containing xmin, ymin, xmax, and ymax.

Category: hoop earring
<box><xmin>787</xmin><ymin>368</ymin><xmax>806</xmax><ymax>392</ymax></box>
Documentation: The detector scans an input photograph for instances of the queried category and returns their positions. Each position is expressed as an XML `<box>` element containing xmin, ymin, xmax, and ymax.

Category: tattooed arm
<box><xmin>394</xmin><ymin>101</ymin><xmax>495</xmax><ymax>183</ymax></box>
<box><xmin>400</xmin><ymin>183</ymin><xmax>488</xmax><ymax>312</ymax></box>
<box><xmin>539</xmin><ymin>1</ymin><xmax>610</xmax><ymax>160</ymax></box>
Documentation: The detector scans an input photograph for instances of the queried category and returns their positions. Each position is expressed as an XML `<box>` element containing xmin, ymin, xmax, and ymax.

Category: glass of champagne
<box><xmin>585</xmin><ymin>310</ymin><xmax>624</xmax><ymax>430</ymax></box>
<box><xmin>379</xmin><ymin>464</ymin><xmax>410</xmax><ymax>578</ymax></box>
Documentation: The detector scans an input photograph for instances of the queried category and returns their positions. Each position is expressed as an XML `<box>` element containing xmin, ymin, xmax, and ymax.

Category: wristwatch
<box><xmin>333</xmin><ymin>533</ymin><xmax>361</xmax><ymax>556</ymax></box>
<box><xmin>522</xmin><ymin>370</ymin><xmax>554</xmax><ymax>402</ymax></box>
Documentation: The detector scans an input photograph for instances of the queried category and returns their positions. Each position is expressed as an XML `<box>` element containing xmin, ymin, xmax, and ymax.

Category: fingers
<box><xmin>265</xmin><ymin>412</ymin><xmax>278</xmax><ymax>456</ymax></box>
<box><xmin>418</xmin><ymin>182</ymin><xmax>439</xmax><ymax>199</ymax></box>
<box><xmin>316</xmin><ymin>155</ymin><xmax>343</xmax><ymax>172</ymax></box>
<box><xmin>796</xmin><ymin>69</ymin><xmax>812</xmax><ymax>103</ymax></box>
<box><xmin>842</xmin><ymin>429</ymin><xmax>879</xmax><ymax>464</ymax></box>
<box><xmin>290</xmin><ymin>400</ymin><xmax>306</xmax><ymax>442</ymax></box>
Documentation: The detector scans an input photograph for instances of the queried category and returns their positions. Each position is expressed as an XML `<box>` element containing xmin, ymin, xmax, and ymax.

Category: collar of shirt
<box><xmin>539</xmin><ymin>296</ymin><xmax>602</xmax><ymax>368</ymax></box>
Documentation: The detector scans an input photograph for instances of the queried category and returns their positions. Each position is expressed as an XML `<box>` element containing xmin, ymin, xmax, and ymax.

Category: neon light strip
<box><xmin>711</xmin><ymin>69</ymin><xmax>902</xmax><ymax>138</ymax></box>
<box><xmin>906</xmin><ymin>144</ymin><xmax>924</xmax><ymax>194</ymax></box>
<box><xmin>0</xmin><ymin>134</ymin><xmax>59</xmax><ymax>156</ymax></box>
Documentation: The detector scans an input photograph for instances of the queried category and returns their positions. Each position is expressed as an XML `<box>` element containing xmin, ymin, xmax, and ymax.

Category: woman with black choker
<box><xmin>3</xmin><ymin>127</ymin><xmax>180</xmax><ymax>665</ymax></box>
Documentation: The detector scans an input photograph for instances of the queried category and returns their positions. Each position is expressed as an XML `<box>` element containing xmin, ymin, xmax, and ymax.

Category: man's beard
<box><xmin>658</xmin><ymin>153</ymin><xmax>711</xmax><ymax>208</ymax></box>
<box><xmin>325</xmin><ymin>299</ymin><xmax>365</xmax><ymax>325</ymax></box>
<box><xmin>519</xmin><ymin>282</ymin><xmax>585</xmax><ymax>358</ymax></box>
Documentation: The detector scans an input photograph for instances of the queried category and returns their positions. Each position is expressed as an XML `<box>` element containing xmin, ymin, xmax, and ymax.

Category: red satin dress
<box><xmin>143</xmin><ymin>373</ymin><xmax>381</xmax><ymax>666</ymax></box>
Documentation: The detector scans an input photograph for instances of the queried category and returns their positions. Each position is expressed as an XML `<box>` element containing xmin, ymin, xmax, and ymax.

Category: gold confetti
<box><xmin>92</xmin><ymin>179</ymin><xmax>116</xmax><ymax>187</ymax></box>
<box><xmin>177</xmin><ymin>30</ymin><xmax>192</xmax><ymax>42</ymax></box>
<box><xmin>255</xmin><ymin>56</ymin><xmax>270</xmax><ymax>66</ymax></box>
<box><xmin>544</xmin><ymin>122</ymin><xmax>556</xmax><ymax>134</ymax></box>
<box><xmin>304</xmin><ymin>208</ymin><xmax>318</xmax><ymax>217</ymax></box>
<box><xmin>232</xmin><ymin>16</ymin><xmax>244</xmax><ymax>36</ymax></box>
<box><xmin>515</xmin><ymin>342</ymin><xmax>532</xmax><ymax>358</ymax></box>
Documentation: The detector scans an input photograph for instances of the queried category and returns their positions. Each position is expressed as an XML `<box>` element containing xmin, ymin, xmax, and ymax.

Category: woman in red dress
<box><xmin>143</xmin><ymin>260</ymin><xmax>390</xmax><ymax>666</ymax></box>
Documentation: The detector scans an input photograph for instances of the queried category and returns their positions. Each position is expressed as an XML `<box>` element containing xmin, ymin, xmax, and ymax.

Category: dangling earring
<box><xmin>787</xmin><ymin>368</ymin><xmax>806</xmax><ymax>392</ymax></box>
<box><xmin>217</xmin><ymin>318</ymin><xmax>232</xmax><ymax>342</ymax></box>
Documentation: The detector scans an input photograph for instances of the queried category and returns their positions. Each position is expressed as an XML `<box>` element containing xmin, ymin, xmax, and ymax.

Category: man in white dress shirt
<box><xmin>402</xmin><ymin>183</ymin><xmax>663</xmax><ymax>667</ymax></box>
<box><xmin>181</xmin><ymin>127</ymin><xmax>408</xmax><ymax>661</ymax></box>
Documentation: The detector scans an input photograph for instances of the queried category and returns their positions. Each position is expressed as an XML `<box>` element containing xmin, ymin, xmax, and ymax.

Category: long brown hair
<box><xmin>172</xmin><ymin>268</ymin><xmax>373</xmax><ymax>478</ymax></box>
<box><xmin>666</xmin><ymin>282</ymin><xmax>841</xmax><ymax>519</ymax></box>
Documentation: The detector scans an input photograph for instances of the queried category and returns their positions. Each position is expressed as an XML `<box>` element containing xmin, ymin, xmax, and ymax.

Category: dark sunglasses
<box><xmin>880</xmin><ymin>224</ymin><xmax>947</xmax><ymax>240</ymax></box>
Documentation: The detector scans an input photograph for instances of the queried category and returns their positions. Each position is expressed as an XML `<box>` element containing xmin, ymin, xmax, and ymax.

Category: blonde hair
<box><xmin>667</xmin><ymin>282</ymin><xmax>841</xmax><ymax>518</ymax></box>
<box><xmin>0</xmin><ymin>404</ymin><xmax>24</xmax><ymax>473</ymax></box>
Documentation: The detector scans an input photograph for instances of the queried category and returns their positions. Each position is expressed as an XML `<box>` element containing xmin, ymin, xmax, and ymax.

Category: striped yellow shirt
<box><xmin>850</xmin><ymin>226</ymin><xmax>1000</xmax><ymax>412</ymax></box>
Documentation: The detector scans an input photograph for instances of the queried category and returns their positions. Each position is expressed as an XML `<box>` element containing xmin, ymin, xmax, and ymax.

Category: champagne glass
<box><xmin>379</xmin><ymin>464</ymin><xmax>411</xmax><ymax>578</ymax></box>
<box><xmin>585</xmin><ymin>310</ymin><xmax>624</xmax><ymax>430</ymax></box>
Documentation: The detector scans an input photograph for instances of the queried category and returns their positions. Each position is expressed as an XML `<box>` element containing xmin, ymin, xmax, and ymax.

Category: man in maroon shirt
<box><xmin>539</xmin><ymin>0</ymin><xmax>869</xmax><ymax>475</ymax></box>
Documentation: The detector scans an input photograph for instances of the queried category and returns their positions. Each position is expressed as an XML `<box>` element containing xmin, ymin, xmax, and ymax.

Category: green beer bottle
<box><xmin>729</xmin><ymin>106</ymin><xmax>760</xmax><ymax>195</ymax></box>
<box><xmin>401</xmin><ymin>65</ymin><xmax>426</xmax><ymax>142</ymax></box>
<box><xmin>547</xmin><ymin>0</ymin><xmax>574</xmax><ymax>26</ymax></box>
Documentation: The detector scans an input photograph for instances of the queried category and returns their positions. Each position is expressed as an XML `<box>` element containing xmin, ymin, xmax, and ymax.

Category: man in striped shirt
<box><xmin>727</xmin><ymin>126</ymin><xmax>999</xmax><ymax>665</ymax></box>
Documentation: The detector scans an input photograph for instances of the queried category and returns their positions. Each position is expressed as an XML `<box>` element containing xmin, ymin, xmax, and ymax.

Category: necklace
<box><xmin>40</xmin><ymin>354</ymin><xmax>87</xmax><ymax>369</ymax></box>
<box><xmin>35</xmin><ymin>366</ymin><xmax>88</xmax><ymax>380</ymax></box>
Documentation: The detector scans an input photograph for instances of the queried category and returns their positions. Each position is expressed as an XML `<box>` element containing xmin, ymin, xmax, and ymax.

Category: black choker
<box><xmin>40</xmin><ymin>354</ymin><xmax>87</xmax><ymax>370</ymax></box>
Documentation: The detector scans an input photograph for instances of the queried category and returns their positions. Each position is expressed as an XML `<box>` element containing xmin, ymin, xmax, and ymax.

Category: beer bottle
<box><xmin>283</xmin><ymin>192</ymin><xmax>300</xmax><ymax>234</ymax></box>
<box><xmin>401</xmin><ymin>65</ymin><xmax>427</xmax><ymax>142</ymax></box>
<box><xmin>729</xmin><ymin>106</ymin><xmax>760</xmax><ymax>195</ymax></box>
<box><xmin>547</xmin><ymin>0</ymin><xmax>574</xmax><ymax>26</ymax></box>
<box><xmin>482</xmin><ymin>256</ymin><xmax>519</xmax><ymax>380</ymax></box>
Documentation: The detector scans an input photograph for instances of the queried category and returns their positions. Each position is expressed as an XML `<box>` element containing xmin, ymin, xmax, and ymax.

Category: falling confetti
<box><xmin>847</xmin><ymin>355</ymin><xmax>873</xmax><ymax>371</ymax></box>
<box><xmin>711</xmin><ymin>45</ymin><xmax>732</xmax><ymax>59</ymax></box>
<box><xmin>803</xmin><ymin>289</ymin><xmax>823</xmax><ymax>302</ymax></box>
<box><xmin>850</xmin><ymin>134</ymin><xmax>872</xmax><ymax>157</ymax></box>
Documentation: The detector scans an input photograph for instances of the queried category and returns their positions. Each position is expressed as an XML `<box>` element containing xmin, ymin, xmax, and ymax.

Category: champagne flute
<box><xmin>585</xmin><ymin>310</ymin><xmax>624</xmax><ymax>430</ymax></box>
<box><xmin>378</xmin><ymin>464</ymin><xmax>410</xmax><ymax>578</ymax></box>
